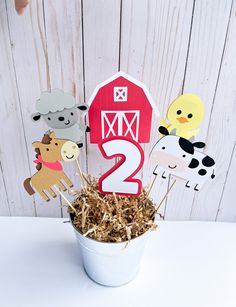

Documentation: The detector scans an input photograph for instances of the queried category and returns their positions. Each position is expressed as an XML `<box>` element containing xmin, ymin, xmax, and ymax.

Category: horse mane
<box><xmin>34</xmin><ymin>133</ymin><xmax>52</xmax><ymax>171</ymax></box>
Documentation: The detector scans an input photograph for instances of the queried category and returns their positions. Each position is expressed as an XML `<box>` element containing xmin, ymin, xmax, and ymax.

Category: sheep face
<box><xmin>43</xmin><ymin>106</ymin><xmax>79</xmax><ymax>129</ymax></box>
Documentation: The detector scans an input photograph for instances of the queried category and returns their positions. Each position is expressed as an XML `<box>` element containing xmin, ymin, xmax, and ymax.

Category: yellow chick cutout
<box><xmin>160</xmin><ymin>94</ymin><xmax>205</xmax><ymax>140</ymax></box>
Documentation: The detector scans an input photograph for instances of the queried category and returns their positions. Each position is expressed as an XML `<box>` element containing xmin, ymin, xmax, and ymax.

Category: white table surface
<box><xmin>0</xmin><ymin>217</ymin><xmax>236</xmax><ymax>307</ymax></box>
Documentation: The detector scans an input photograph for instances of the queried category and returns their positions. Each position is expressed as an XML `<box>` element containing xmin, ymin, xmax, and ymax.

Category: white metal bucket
<box><xmin>71</xmin><ymin>220</ymin><xmax>149</xmax><ymax>287</ymax></box>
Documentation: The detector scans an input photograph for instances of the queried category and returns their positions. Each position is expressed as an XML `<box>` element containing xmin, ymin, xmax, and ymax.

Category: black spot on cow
<box><xmin>179</xmin><ymin>138</ymin><xmax>194</xmax><ymax>154</ymax></box>
<box><xmin>198</xmin><ymin>169</ymin><xmax>207</xmax><ymax>176</ymax></box>
<box><xmin>202</xmin><ymin>156</ymin><xmax>215</xmax><ymax>167</ymax></box>
<box><xmin>188</xmin><ymin>158</ymin><xmax>199</xmax><ymax>168</ymax></box>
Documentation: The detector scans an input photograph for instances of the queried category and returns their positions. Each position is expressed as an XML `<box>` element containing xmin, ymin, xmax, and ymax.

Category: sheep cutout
<box><xmin>150</xmin><ymin>126</ymin><xmax>215</xmax><ymax>191</ymax></box>
<box><xmin>31</xmin><ymin>89</ymin><xmax>90</xmax><ymax>148</ymax></box>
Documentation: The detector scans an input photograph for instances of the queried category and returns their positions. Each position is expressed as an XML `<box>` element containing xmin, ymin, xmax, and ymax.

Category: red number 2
<box><xmin>98</xmin><ymin>137</ymin><xmax>144</xmax><ymax>196</ymax></box>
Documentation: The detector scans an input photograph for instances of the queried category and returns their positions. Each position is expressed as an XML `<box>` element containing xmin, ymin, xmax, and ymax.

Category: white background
<box><xmin>0</xmin><ymin>0</ymin><xmax>236</xmax><ymax>221</ymax></box>
<box><xmin>1</xmin><ymin>217</ymin><xmax>236</xmax><ymax>307</ymax></box>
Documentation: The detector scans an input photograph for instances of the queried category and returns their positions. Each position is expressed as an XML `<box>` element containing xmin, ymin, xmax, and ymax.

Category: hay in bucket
<box><xmin>68</xmin><ymin>177</ymin><xmax>158</xmax><ymax>242</ymax></box>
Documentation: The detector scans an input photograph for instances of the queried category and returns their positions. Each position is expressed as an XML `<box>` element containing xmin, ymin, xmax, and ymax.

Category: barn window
<box><xmin>114</xmin><ymin>87</ymin><xmax>128</xmax><ymax>102</ymax></box>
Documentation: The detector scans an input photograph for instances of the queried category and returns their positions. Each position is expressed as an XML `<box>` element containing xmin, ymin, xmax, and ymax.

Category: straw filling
<box><xmin>69</xmin><ymin>176</ymin><xmax>157</xmax><ymax>242</ymax></box>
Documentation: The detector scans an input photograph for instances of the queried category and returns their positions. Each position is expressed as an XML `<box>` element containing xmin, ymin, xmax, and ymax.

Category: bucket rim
<box><xmin>69</xmin><ymin>213</ymin><xmax>150</xmax><ymax>245</ymax></box>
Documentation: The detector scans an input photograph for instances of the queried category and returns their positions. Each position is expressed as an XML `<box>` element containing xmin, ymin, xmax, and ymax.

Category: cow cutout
<box><xmin>150</xmin><ymin>126</ymin><xmax>215</xmax><ymax>191</ymax></box>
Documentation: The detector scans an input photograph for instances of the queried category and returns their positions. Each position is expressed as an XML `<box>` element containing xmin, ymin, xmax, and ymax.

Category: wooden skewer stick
<box><xmin>147</xmin><ymin>175</ymin><xmax>158</xmax><ymax>196</ymax></box>
<box><xmin>156</xmin><ymin>179</ymin><xmax>177</xmax><ymax>213</ymax></box>
<box><xmin>81</xmin><ymin>172</ymin><xmax>91</xmax><ymax>185</ymax></box>
<box><xmin>54</xmin><ymin>185</ymin><xmax>77</xmax><ymax>215</ymax></box>
<box><xmin>75</xmin><ymin>172</ymin><xmax>90</xmax><ymax>186</ymax></box>
<box><xmin>75</xmin><ymin>158</ymin><xmax>86</xmax><ymax>189</ymax></box>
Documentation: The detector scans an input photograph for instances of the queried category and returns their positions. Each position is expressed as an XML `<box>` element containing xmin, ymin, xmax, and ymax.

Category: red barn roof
<box><xmin>88</xmin><ymin>71</ymin><xmax>159</xmax><ymax>144</ymax></box>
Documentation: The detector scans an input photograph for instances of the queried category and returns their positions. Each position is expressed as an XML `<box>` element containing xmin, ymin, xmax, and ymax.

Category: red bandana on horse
<box><xmin>34</xmin><ymin>155</ymin><xmax>63</xmax><ymax>171</ymax></box>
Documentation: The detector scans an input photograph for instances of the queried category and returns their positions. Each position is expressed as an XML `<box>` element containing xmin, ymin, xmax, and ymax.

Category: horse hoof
<box><xmin>77</xmin><ymin>143</ymin><xmax>83</xmax><ymax>148</ymax></box>
<box><xmin>86</xmin><ymin>126</ymin><xmax>91</xmax><ymax>132</ymax></box>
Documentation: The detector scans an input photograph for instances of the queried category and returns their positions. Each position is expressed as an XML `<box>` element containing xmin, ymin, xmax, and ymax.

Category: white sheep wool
<box><xmin>36</xmin><ymin>89</ymin><xmax>75</xmax><ymax>114</ymax></box>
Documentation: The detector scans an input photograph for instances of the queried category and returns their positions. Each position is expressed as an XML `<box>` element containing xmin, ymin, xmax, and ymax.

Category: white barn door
<box><xmin>101</xmin><ymin>110</ymin><xmax>140</xmax><ymax>141</ymax></box>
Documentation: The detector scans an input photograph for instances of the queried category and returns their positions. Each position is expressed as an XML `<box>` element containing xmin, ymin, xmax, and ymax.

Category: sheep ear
<box><xmin>158</xmin><ymin>126</ymin><xmax>169</xmax><ymax>136</ymax></box>
<box><xmin>77</xmin><ymin>104</ymin><xmax>87</xmax><ymax>111</ymax></box>
<box><xmin>31</xmin><ymin>113</ymin><xmax>41</xmax><ymax>121</ymax></box>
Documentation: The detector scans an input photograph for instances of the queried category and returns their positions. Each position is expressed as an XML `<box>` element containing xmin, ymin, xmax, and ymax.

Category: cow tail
<box><xmin>211</xmin><ymin>169</ymin><xmax>216</xmax><ymax>179</ymax></box>
<box><xmin>23</xmin><ymin>178</ymin><xmax>35</xmax><ymax>195</ymax></box>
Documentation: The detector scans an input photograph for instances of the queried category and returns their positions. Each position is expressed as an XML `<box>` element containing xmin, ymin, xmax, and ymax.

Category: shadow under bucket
<box><xmin>70</xmin><ymin>217</ymin><xmax>150</xmax><ymax>287</ymax></box>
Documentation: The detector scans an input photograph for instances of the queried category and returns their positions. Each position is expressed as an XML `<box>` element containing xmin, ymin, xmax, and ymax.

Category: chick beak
<box><xmin>177</xmin><ymin>117</ymin><xmax>189</xmax><ymax>124</ymax></box>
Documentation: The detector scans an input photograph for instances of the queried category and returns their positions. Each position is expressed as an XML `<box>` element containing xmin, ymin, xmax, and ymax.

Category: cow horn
<box><xmin>170</xmin><ymin>129</ymin><xmax>176</xmax><ymax>135</ymax></box>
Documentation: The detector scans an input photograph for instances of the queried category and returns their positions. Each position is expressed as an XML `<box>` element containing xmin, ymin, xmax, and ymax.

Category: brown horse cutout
<box><xmin>24</xmin><ymin>132</ymin><xmax>79</xmax><ymax>202</ymax></box>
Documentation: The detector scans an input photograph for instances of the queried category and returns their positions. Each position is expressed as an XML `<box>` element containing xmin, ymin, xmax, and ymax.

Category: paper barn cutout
<box><xmin>160</xmin><ymin>93</ymin><xmax>205</xmax><ymax>140</ymax></box>
<box><xmin>88</xmin><ymin>71</ymin><xmax>159</xmax><ymax>144</ymax></box>
<box><xmin>87</xmin><ymin>71</ymin><xmax>159</xmax><ymax>196</ymax></box>
<box><xmin>23</xmin><ymin>132</ymin><xmax>79</xmax><ymax>202</ymax></box>
<box><xmin>31</xmin><ymin>89</ymin><xmax>90</xmax><ymax>148</ymax></box>
<box><xmin>150</xmin><ymin>127</ymin><xmax>215</xmax><ymax>191</ymax></box>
